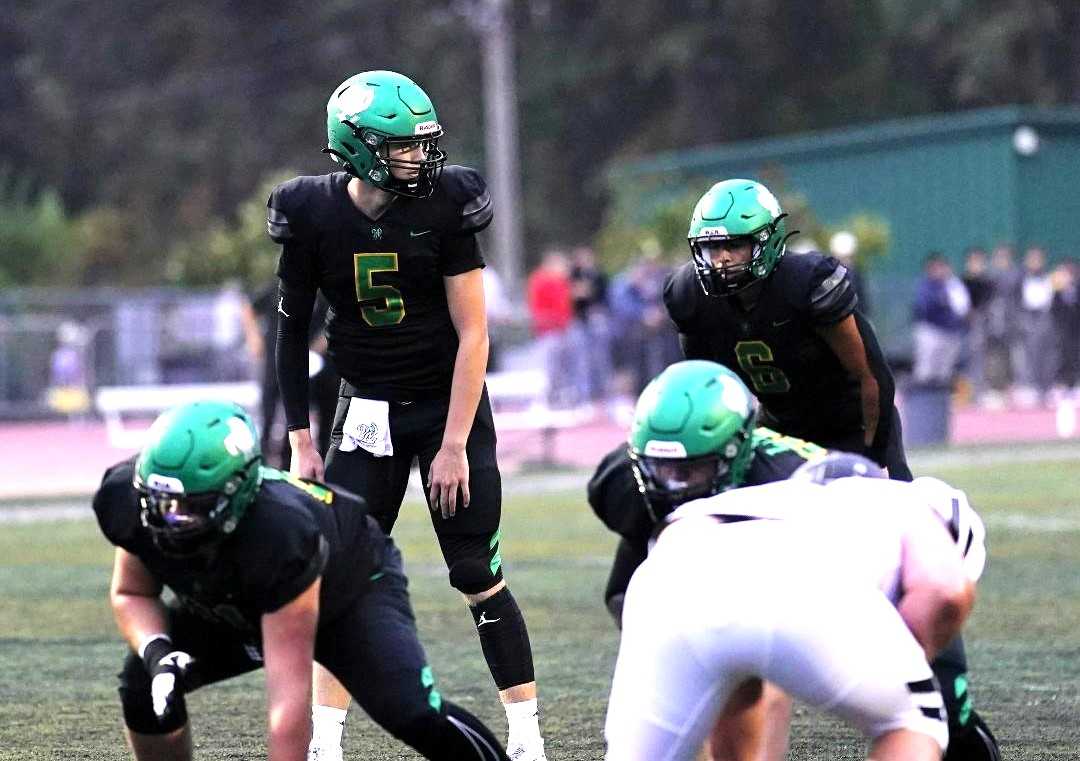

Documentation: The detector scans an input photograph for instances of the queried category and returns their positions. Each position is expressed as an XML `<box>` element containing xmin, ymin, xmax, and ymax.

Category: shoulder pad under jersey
<box><xmin>439</xmin><ymin>165</ymin><xmax>493</xmax><ymax>234</ymax></box>
<box><xmin>266</xmin><ymin>174</ymin><xmax>334</xmax><ymax>244</ymax></box>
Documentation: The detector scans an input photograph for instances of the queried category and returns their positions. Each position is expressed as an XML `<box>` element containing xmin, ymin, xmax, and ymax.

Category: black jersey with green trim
<box><xmin>587</xmin><ymin>426</ymin><xmax>828</xmax><ymax>547</ymax></box>
<box><xmin>664</xmin><ymin>252</ymin><xmax>860</xmax><ymax>439</ymax></box>
<box><xmin>92</xmin><ymin>459</ymin><xmax>385</xmax><ymax>640</ymax></box>
<box><xmin>268</xmin><ymin>165</ymin><xmax>491</xmax><ymax>406</ymax></box>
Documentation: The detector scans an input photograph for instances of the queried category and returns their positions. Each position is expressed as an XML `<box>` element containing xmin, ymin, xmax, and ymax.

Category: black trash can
<box><xmin>900</xmin><ymin>382</ymin><xmax>951</xmax><ymax>446</ymax></box>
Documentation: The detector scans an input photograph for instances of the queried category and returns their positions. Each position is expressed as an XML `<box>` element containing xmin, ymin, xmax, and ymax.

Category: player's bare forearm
<box><xmin>443</xmin><ymin>269</ymin><xmax>490</xmax><ymax>448</ymax></box>
<box><xmin>263</xmin><ymin>579</ymin><xmax>319</xmax><ymax>761</ymax></box>
<box><xmin>897</xmin><ymin>581</ymin><xmax>974</xmax><ymax>661</ymax></box>
<box><xmin>817</xmin><ymin>316</ymin><xmax>880</xmax><ymax>448</ymax></box>
<box><xmin>109</xmin><ymin>549</ymin><xmax>168</xmax><ymax>651</ymax></box>
<box><xmin>858</xmin><ymin>373</ymin><xmax>881</xmax><ymax>448</ymax></box>
<box><xmin>444</xmin><ymin>329</ymin><xmax>489</xmax><ymax>447</ymax></box>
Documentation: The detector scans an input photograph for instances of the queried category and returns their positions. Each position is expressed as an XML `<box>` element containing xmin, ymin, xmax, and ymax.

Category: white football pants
<box><xmin>604</xmin><ymin>519</ymin><xmax>948</xmax><ymax>760</ymax></box>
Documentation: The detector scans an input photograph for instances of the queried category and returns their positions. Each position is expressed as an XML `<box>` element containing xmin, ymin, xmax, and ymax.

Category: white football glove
<box><xmin>141</xmin><ymin>636</ymin><xmax>195</xmax><ymax>722</ymax></box>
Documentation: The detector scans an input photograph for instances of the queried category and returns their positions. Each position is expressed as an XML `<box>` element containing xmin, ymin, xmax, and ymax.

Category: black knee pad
<box><xmin>448</xmin><ymin>557</ymin><xmax>504</xmax><ymax>595</ymax></box>
<box><xmin>117</xmin><ymin>651</ymin><xmax>188</xmax><ymax>735</ymax></box>
<box><xmin>469</xmin><ymin>586</ymin><xmax>534</xmax><ymax>690</ymax></box>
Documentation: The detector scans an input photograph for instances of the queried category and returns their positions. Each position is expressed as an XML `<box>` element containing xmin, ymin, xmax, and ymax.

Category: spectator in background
<box><xmin>960</xmin><ymin>247</ymin><xmax>994</xmax><ymax>405</ymax></box>
<box><xmin>1015</xmin><ymin>246</ymin><xmax>1057</xmax><ymax>405</ymax></box>
<box><xmin>568</xmin><ymin>245</ymin><xmax>612</xmax><ymax>405</ymax></box>
<box><xmin>984</xmin><ymin>244</ymin><xmax>1021</xmax><ymax>404</ymax></box>
<box><xmin>526</xmin><ymin>249</ymin><xmax>574</xmax><ymax>406</ymax></box>
<box><xmin>46</xmin><ymin>320</ymin><xmax>91</xmax><ymax>417</ymax></box>
<box><xmin>609</xmin><ymin>243</ymin><xmax>680</xmax><ymax>401</ymax></box>
<box><xmin>912</xmin><ymin>252</ymin><xmax>969</xmax><ymax>386</ymax></box>
<box><xmin>1051</xmin><ymin>258</ymin><xmax>1080</xmax><ymax>393</ymax></box>
<box><xmin>212</xmin><ymin>279</ymin><xmax>254</xmax><ymax>381</ymax></box>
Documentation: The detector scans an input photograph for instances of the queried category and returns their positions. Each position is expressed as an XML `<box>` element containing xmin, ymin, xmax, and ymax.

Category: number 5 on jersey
<box><xmin>354</xmin><ymin>253</ymin><xmax>405</xmax><ymax>327</ymax></box>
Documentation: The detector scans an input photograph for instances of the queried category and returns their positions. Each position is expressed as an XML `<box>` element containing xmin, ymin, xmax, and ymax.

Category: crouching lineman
<box><xmin>92</xmin><ymin>400</ymin><xmax>509</xmax><ymax>761</ymax></box>
<box><xmin>604</xmin><ymin>452</ymin><xmax>987</xmax><ymax>761</ymax></box>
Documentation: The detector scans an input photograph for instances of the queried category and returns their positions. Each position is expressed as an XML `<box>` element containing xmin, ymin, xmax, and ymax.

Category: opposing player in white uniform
<box><xmin>604</xmin><ymin>451</ymin><xmax>985</xmax><ymax>761</ymax></box>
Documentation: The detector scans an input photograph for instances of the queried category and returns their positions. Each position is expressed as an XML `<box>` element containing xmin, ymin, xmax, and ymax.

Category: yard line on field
<box><xmin>908</xmin><ymin>442</ymin><xmax>1080</xmax><ymax>470</ymax></box>
<box><xmin>403</xmin><ymin>556</ymin><xmax>611</xmax><ymax>577</ymax></box>
<box><xmin>0</xmin><ymin>504</ymin><xmax>90</xmax><ymax>523</ymax></box>
<box><xmin>986</xmin><ymin>514</ymin><xmax>1080</xmax><ymax>532</ymax></box>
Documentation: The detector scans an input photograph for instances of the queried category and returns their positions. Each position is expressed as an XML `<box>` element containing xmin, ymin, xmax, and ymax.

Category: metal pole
<box><xmin>478</xmin><ymin>0</ymin><xmax>525</xmax><ymax>293</ymax></box>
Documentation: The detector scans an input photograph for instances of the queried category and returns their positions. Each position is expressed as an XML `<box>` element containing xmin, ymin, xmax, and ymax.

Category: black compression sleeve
<box><xmin>275</xmin><ymin>279</ymin><xmax>317</xmax><ymax>430</ymax></box>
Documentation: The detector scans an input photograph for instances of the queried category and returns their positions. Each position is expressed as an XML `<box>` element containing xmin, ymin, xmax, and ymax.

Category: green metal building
<box><xmin>608</xmin><ymin>105</ymin><xmax>1080</xmax><ymax>356</ymax></box>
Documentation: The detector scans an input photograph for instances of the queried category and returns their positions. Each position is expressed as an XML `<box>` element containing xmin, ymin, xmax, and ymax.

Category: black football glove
<box><xmin>141</xmin><ymin>636</ymin><xmax>195</xmax><ymax>724</ymax></box>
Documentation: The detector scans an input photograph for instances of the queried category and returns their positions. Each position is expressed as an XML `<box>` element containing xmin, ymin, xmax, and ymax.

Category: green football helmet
<box><xmin>324</xmin><ymin>70</ymin><xmax>446</xmax><ymax>198</ymax></box>
<box><xmin>688</xmin><ymin>179</ymin><xmax>794</xmax><ymax>295</ymax></box>
<box><xmin>629</xmin><ymin>360</ymin><xmax>759</xmax><ymax>520</ymax></box>
<box><xmin>134</xmin><ymin>400</ymin><xmax>262</xmax><ymax>555</ymax></box>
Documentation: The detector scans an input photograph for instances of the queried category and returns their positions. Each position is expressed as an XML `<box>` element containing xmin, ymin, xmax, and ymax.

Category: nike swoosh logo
<box><xmin>410</xmin><ymin>229</ymin><xmax>433</xmax><ymax>237</ymax></box>
<box><xmin>772</xmin><ymin>318</ymin><xmax>791</xmax><ymax>327</ymax></box>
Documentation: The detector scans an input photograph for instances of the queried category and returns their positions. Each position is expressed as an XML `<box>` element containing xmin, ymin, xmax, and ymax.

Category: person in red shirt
<box><xmin>527</xmin><ymin>250</ymin><xmax>574</xmax><ymax>405</ymax></box>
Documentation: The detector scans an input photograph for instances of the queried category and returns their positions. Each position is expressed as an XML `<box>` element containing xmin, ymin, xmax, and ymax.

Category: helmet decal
<box><xmin>336</xmin><ymin>84</ymin><xmax>376</xmax><ymax>118</ymax></box>
<box><xmin>224</xmin><ymin>416</ymin><xmax>257</xmax><ymax>457</ymax></box>
<box><xmin>756</xmin><ymin>186</ymin><xmax>782</xmax><ymax>218</ymax></box>
<box><xmin>718</xmin><ymin>376</ymin><xmax>752</xmax><ymax>419</ymax></box>
<box><xmin>146</xmin><ymin>473</ymin><xmax>185</xmax><ymax>494</ymax></box>
<box><xmin>644</xmin><ymin>440</ymin><xmax>688</xmax><ymax>458</ymax></box>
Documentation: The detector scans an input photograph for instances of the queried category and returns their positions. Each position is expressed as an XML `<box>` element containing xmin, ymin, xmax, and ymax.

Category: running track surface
<box><xmin>1</xmin><ymin>405</ymin><xmax>1076</xmax><ymax>500</ymax></box>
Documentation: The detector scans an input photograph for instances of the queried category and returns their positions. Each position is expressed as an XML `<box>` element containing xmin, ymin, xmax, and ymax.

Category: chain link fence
<box><xmin>0</xmin><ymin>287</ymin><xmax>259</xmax><ymax>421</ymax></box>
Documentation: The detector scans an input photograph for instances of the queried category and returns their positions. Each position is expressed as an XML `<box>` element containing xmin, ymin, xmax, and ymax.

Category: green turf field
<box><xmin>1</xmin><ymin>454</ymin><xmax>1078</xmax><ymax>760</ymax></box>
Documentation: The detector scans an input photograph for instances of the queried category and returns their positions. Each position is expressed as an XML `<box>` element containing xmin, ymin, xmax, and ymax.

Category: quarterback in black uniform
<box><xmin>664</xmin><ymin>178</ymin><xmax>912</xmax><ymax>480</ymax></box>
<box><xmin>93</xmin><ymin>401</ymin><xmax>509</xmax><ymax>761</ymax></box>
<box><xmin>268</xmin><ymin>70</ymin><xmax>545</xmax><ymax>761</ymax></box>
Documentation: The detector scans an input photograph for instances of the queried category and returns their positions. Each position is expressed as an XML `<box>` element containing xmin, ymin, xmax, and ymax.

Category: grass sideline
<box><xmin>1</xmin><ymin>457</ymin><xmax>1078</xmax><ymax>760</ymax></box>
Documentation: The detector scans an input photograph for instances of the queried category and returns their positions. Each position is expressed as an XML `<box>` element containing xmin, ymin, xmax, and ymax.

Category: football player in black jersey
<box><xmin>267</xmin><ymin>71</ymin><xmax>545</xmax><ymax>761</ymax></box>
<box><xmin>664</xmin><ymin>178</ymin><xmax>913</xmax><ymax>481</ymax></box>
<box><xmin>92</xmin><ymin>401</ymin><xmax>510</xmax><ymax>761</ymax></box>
<box><xmin>589</xmin><ymin>361</ymin><xmax>829</xmax><ymax>628</ymax></box>
<box><xmin>589</xmin><ymin>361</ymin><xmax>999</xmax><ymax>761</ymax></box>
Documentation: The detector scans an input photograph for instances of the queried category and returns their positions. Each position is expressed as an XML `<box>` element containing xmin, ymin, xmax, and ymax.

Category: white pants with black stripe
<box><xmin>604</xmin><ymin>522</ymin><xmax>948</xmax><ymax>760</ymax></box>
